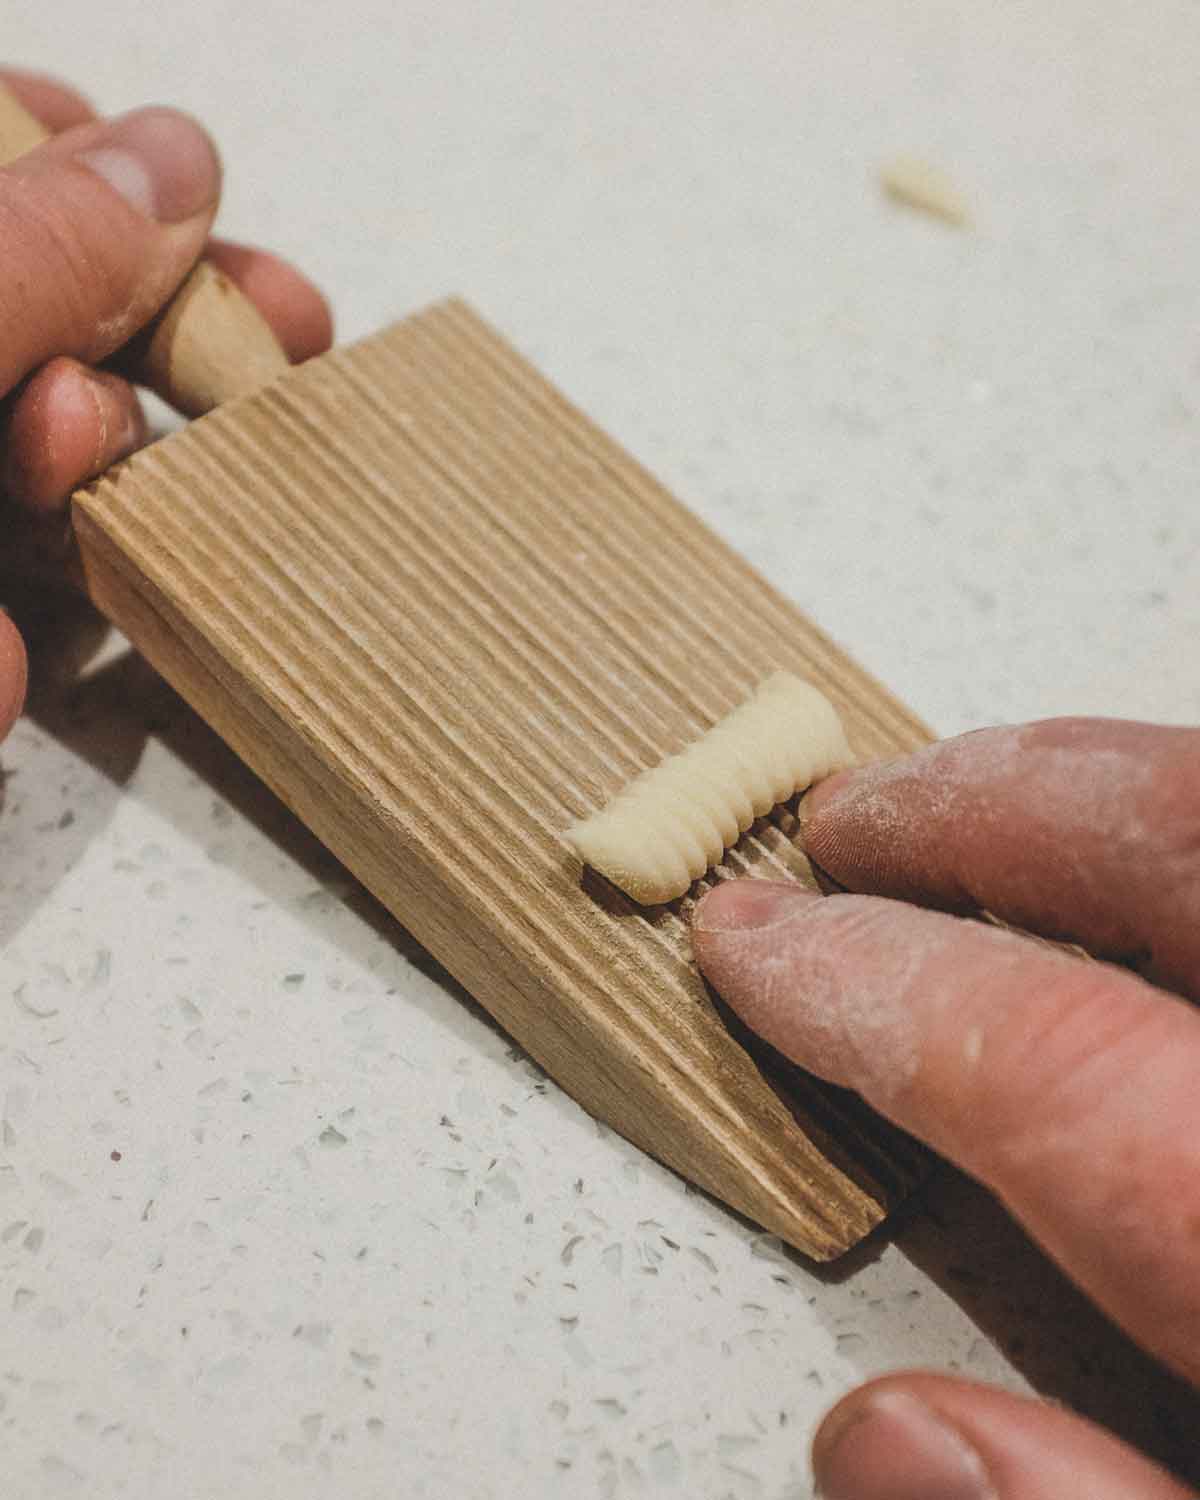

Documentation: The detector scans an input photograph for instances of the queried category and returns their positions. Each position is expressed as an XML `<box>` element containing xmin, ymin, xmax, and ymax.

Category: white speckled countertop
<box><xmin>3</xmin><ymin>5</ymin><xmax>1199</xmax><ymax>1497</ymax></box>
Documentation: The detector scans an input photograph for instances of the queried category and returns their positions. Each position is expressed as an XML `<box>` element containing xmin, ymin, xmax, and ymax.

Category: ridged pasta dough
<box><xmin>567</xmin><ymin>673</ymin><xmax>854</xmax><ymax>904</ymax></box>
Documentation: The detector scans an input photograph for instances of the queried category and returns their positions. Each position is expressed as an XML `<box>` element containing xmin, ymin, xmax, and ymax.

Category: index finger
<box><xmin>802</xmin><ymin>718</ymin><xmax>1200</xmax><ymax>997</ymax></box>
<box><xmin>0</xmin><ymin>68</ymin><xmax>95</xmax><ymax>133</ymax></box>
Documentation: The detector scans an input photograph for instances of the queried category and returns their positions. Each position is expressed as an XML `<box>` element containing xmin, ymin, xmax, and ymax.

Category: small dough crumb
<box><xmin>566</xmin><ymin>673</ymin><xmax>853</xmax><ymax>904</ymax></box>
<box><xmin>880</xmin><ymin>156</ymin><xmax>969</xmax><ymax>227</ymax></box>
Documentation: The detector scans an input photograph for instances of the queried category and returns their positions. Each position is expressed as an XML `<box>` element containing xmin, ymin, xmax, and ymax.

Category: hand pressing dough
<box><xmin>567</xmin><ymin>673</ymin><xmax>854</xmax><ymax>903</ymax></box>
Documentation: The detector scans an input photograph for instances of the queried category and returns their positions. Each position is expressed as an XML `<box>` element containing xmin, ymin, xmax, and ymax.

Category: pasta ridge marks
<box><xmin>566</xmin><ymin>673</ymin><xmax>854</xmax><ymax>904</ymax></box>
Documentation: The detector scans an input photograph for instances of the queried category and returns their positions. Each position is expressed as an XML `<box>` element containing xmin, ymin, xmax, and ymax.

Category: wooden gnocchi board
<box><xmin>76</xmin><ymin>299</ymin><xmax>931</xmax><ymax>1259</ymax></box>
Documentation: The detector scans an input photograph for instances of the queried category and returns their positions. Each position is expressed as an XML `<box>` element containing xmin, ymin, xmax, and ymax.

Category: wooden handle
<box><xmin>0</xmin><ymin>84</ymin><xmax>289</xmax><ymax>416</ymax></box>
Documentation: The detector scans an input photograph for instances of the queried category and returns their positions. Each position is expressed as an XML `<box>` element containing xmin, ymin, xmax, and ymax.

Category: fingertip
<box><xmin>691</xmin><ymin>882</ymin><xmax>818</xmax><ymax>1014</ymax></box>
<box><xmin>798</xmin><ymin>765</ymin><xmax>855</xmax><ymax>825</ymax></box>
<box><xmin>4</xmin><ymin>357</ymin><xmax>145</xmax><ymax>512</ymax></box>
<box><xmin>76</xmin><ymin>106</ymin><xmax>222</xmax><ymax>226</ymax></box>
<box><xmin>0</xmin><ymin>613</ymin><xmax>28</xmax><ymax>739</ymax></box>
<box><xmin>813</xmin><ymin>1384</ymin><xmax>994</xmax><ymax>1500</ymax></box>
<box><xmin>801</xmin><ymin>751</ymin><xmax>942</xmax><ymax>905</ymax></box>
<box><xmin>0</xmin><ymin>68</ymin><xmax>96</xmax><ymax>132</ymax></box>
<box><xmin>691</xmin><ymin>883</ymin><xmax>855</xmax><ymax>1085</ymax></box>
<box><xmin>693</xmin><ymin>879</ymin><xmax>818</xmax><ymax>935</ymax></box>
<box><xmin>811</xmin><ymin>1374</ymin><xmax>1194</xmax><ymax>1500</ymax></box>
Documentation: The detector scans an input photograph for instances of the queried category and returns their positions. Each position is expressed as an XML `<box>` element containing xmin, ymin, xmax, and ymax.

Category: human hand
<box><xmin>0</xmin><ymin>67</ymin><xmax>333</xmax><ymax>740</ymax></box>
<box><xmin>692</xmin><ymin>716</ymin><xmax>1200</xmax><ymax>1499</ymax></box>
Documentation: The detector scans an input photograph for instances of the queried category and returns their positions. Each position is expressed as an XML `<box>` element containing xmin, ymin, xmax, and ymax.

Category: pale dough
<box><xmin>566</xmin><ymin>673</ymin><xmax>854</xmax><ymax>904</ymax></box>
<box><xmin>880</xmin><ymin>156</ymin><xmax>969</xmax><ymax>227</ymax></box>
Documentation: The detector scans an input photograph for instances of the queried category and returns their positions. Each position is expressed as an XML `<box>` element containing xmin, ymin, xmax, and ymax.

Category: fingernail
<box><xmin>78</xmin><ymin>107</ymin><xmax>220</xmax><ymax>223</ymax></box>
<box><xmin>692</xmin><ymin>879</ymin><xmax>819</xmax><ymax>934</ymax></box>
<box><xmin>815</xmin><ymin>1392</ymin><xmax>996</xmax><ymax>1500</ymax></box>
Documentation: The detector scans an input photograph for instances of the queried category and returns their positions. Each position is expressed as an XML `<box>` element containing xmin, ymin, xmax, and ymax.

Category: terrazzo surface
<box><xmin>4</xmin><ymin>4</ymin><xmax>1199</xmax><ymax>1495</ymax></box>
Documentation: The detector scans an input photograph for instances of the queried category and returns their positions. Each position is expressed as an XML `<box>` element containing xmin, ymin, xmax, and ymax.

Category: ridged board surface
<box><xmin>75</xmin><ymin>299</ymin><xmax>931</xmax><ymax>1259</ymax></box>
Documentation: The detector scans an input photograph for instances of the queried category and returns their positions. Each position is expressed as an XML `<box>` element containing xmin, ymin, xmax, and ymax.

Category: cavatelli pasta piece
<box><xmin>880</xmin><ymin>156</ymin><xmax>970</xmax><ymax>226</ymax></box>
<box><xmin>566</xmin><ymin>673</ymin><xmax>854</xmax><ymax>904</ymax></box>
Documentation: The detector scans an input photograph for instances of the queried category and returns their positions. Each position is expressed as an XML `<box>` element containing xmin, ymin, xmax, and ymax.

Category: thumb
<box><xmin>693</xmin><ymin>882</ymin><xmax>1200</xmax><ymax>1384</ymax></box>
<box><xmin>811</xmin><ymin>1373</ymin><xmax>1193</xmax><ymax>1499</ymax></box>
<box><xmin>0</xmin><ymin>106</ymin><xmax>220</xmax><ymax>393</ymax></box>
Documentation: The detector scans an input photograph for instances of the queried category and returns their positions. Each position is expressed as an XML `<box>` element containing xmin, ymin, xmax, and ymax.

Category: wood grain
<box><xmin>75</xmin><ymin>299</ymin><xmax>932</xmax><ymax>1259</ymax></box>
